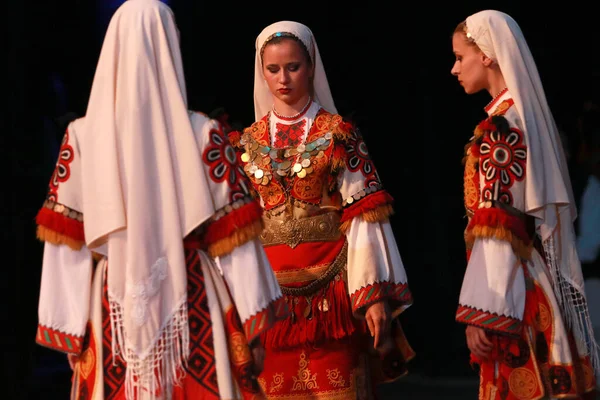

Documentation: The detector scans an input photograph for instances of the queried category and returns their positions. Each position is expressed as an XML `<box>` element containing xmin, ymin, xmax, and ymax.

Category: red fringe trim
<box><xmin>467</xmin><ymin>207</ymin><xmax>530</xmax><ymax>245</ymax></box>
<box><xmin>35</xmin><ymin>206</ymin><xmax>85</xmax><ymax>242</ymax></box>
<box><xmin>261</xmin><ymin>275</ymin><xmax>365</xmax><ymax>350</ymax></box>
<box><xmin>341</xmin><ymin>190</ymin><xmax>394</xmax><ymax>224</ymax></box>
<box><xmin>331</xmin><ymin>119</ymin><xmax>354</xmax><ymax>142</ymax></box>
<box><xmin>203</xmin><ymin>201</ymin><xmax>263</xmax><ymax>246</ymax></box>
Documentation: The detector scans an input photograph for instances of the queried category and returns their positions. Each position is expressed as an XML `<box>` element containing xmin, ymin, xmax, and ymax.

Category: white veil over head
<box><xmin>78</xmin><ymin>0</ymin><xmax>215</xmax><ymax>396</ymax></box>
<box><xmin>253</xmin><ymin>20</ymin><xmax>337</xmax><ymax>120</ymax></box>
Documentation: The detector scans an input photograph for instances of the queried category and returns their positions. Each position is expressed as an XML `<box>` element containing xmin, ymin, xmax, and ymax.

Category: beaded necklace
<box><xmin>272</xmin><ymin>96</ymin><xmax>312</xmax><ymax>121</ymax></box>
<box><xmin>485</xmin><ymin>87</ymin><xmax>508</xmax><ymax>110</ymax></box>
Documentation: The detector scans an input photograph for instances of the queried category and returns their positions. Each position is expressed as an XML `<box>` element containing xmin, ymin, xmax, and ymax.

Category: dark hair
<box><xmin>260</xmin><ymin>34</ymin><xmax>312</xmax><ymax>67</ymax></box>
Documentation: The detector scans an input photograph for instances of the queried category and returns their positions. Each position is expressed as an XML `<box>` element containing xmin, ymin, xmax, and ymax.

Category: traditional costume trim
<box><xmin>456</xmin><ymin>304</ymin><xmax>522</xmax><ymax>336</ymax></box>
<box><xmin>465</xmin><ymin>207</ymin><xmax>532</xmax><ymax>260</ymax></box>
<box><xmin>340</xmin><ymin>190</ymin><xmax>394</xmax><ymax>233</ymax></box>
<box><xmin>274</xmin><ymin>263</ymin><xmax>331</xmax><ymax>284</ymax></box>
<box><xmin>244</xmin><ymin>296</ymin><xmax>289</xmax><ymax>344</ymax></box>
<box><xmin>350</xmin><ymin>281</ymin><xmax>412</xmax><ymax>314</ymax></box>
<box><xmin>36</xmin><ymin>201</ymin><xmax>85</xmax><ymax>250</ymax></box>
<box><xmin>48</xmin><ymin>129</ymin><xmax>75</xmax><ymax>203</ymax></box>
<box><xmin>262</xmin><ymin>240</ymin><xmax>360</xmax><ymax>349</ymax></box>
<box><xmin>204</xmin><ymin>198</ymin><xmax>264</xmax><ymax>257</ymax></box>
<box><xmin>36</xmin><ymin>324</ymin><xmax>83</xmax><ymax>355</ymax></box>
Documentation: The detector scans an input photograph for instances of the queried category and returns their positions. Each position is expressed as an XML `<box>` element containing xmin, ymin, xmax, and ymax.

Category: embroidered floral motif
<box><xmin>127</xmin><ymin>257</ymin><xmax>168</xmax><ymax>326</ymax></box>
<box><xmin>203</xmin><ymin>125</ymin><xmax>249</xmax><ymax>202</ymax></box>
<box><xmin>326</xmin><ymin>368</ymin><xmax>346</xmax><ymax>388</ymax></box>
<box><xmin>292</xmin><ymin>351</ymin><xmax>319</xmax><ymax>391</ymax></box>
<box><xmin>270</xmin><ymin>373</ymin><xmax>284</xmax><ymax>393</ymax></box>
<box><xmin>480</xmin><ymin>128</ymin><xmax>526</xmax><ymax>202</ymax></box>
<box><xmin>345</xmin><ymin>128</ymin><xmax>380</xmax><ymax>187</ymax></box>
<box><xmin>508</xmin><ymin>368</ymin><xmax>538</xmax><ymax>398</ymax></box>
<box><xmin>48</xmin><ymin>129</ymin><xmax>75</xmax><ymax>202</ymax></box>
<box><xmin>274</xmin><ymin>120</ymin><xmax>306</xmax><ymax>148</ymax></box>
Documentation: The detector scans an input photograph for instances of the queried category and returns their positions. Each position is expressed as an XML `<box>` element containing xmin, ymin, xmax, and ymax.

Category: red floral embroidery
<box><xmin>48</xmin><ymin>129</ymin><xmax>74</xmax><ymax>202</ymax></box>
<box><xmin>203</xmin><ymin>124</ymin><xmax>249</xmax><ymax>202</ymax></box>
<box><xmin>479</xmin><ymin>128</ymin><xmax>526</xmax><ymax>206</ymax></box>
<box><xmin>345</xmin><ymin>128</ymin><xmax>380</xmax><ymax>187</ymax></box>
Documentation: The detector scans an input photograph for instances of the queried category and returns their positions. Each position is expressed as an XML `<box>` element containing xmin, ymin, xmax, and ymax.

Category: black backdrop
<box><xmin>5</xmin><ymin>1</ymin><xmax>599</xmax><ymax>398</ymax></box>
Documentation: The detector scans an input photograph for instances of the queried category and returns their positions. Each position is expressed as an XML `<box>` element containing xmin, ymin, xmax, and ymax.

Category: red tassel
<box><xmin>35</xmin><ymin>206</ymin><xmax>85</xmax><ymax>242</ymax></box>
<box><xmin>261</xmin><ymin>275</ymin><xmax>365</xmax><ymax>350</ymax></box>
<box><xmin>341</xmin><ymin>190</ymin><xmax>394</xmax><ymax>224</ymax></box>
<box><xmin>203</xmin><ymin>201</ymin><xmax>263</xmax><ymax>246</ymax></box>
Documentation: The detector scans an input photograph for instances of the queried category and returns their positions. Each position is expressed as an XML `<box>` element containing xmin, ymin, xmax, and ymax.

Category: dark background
<box><xmin>5</xmin><ymin>1</ymin><xmax>599</xmax><ymax>398</ymax></box>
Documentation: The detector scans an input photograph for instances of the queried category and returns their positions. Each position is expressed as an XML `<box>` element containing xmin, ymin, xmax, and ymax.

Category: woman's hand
<box><xmin>67</xmin><ymin>354</ymin><xmax>79</xmax><ymax>370</ymax></box>
<box><xmin>365</xmin><ymin>300</ymin><xmax>391</xmax><ymax>349</ymax></box>
<box><xmin>250</xmin><ymin>340</ymin><xmax>265</xmax><ymax>377</ymax></box>
<box><xmin>465</xmin><ymin>325</ymin><xmax>493</xmax><ymax>360</ymax></box>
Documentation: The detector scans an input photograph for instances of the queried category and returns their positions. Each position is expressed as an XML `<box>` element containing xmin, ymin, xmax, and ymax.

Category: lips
<box><xmin>278</xmin><ymin>88</ymin><xmax>291</xmax><ymax>94</ymax></box>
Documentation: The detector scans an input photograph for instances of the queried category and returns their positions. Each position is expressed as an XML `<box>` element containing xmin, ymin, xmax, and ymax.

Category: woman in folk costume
<box><xmin>227</xmin><ymin>20</ymin><xmax>415</xmax><ymax>399</ymax></box>
<box><xmin>451</xmin><ymin>9</ymin><xmax>599</xmax><ymax>399</ymax></box>
<box><xmin>34</xmin><ymin>0</ymin><xmax>288</xmax><ymax>398</ymax></box>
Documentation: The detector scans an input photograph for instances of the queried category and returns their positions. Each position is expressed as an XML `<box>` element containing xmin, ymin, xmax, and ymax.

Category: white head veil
<box><xmin>466</xmin><ymin>10</ymin><xmax>599</xmax><ymax>370</ymax></box>
<box><xmin>78</xmin><ymin>0</ymin><xmax>215</xmax><ymax>395</ymax></box>
<box><xmin>253</xmin><ymin>20</ymin><xmax>337</xmax><ymax>120</ymax></box>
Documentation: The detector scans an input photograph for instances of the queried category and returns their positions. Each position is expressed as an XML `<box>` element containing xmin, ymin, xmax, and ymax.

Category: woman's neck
<box><xmin>272</xmin><ymin>95</ymin><xmax>312</xmax><ymax>119</ymax></box>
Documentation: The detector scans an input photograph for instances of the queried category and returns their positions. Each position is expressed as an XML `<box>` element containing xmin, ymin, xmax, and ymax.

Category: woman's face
<box><xmin>451</xmin><ymin>32</ymin><xmax>488</xmax><ymax>95</ymax></box>
<box><xmin>261</xmin><ymin>38</ymin><xmax>313</xmax><ymax>107</ymax></box>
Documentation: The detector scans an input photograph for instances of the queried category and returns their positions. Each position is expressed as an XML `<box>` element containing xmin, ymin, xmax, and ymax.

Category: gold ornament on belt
<box><xmin>260</xmin><ymin>211</ymin><xmax>342</xmax><ymax>248</ymax></box>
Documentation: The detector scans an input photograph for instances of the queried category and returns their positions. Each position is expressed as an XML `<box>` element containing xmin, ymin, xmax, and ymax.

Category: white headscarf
<box><xmin>253</xmin><ymin>20</ymin><xmax>337</xmax><ymax>120</ymax></box>
<box><xmin>78</xmin><ymin>0</ymin><xmax>215</xmax><ymax>396</ymax></box>
<box><xmin>466</xmin><ymin>10</ymin><xmax>599</xmax><ymax>370</ymax></box>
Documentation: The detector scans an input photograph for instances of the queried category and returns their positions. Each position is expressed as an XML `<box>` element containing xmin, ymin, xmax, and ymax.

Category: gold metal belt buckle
<box><xmin>260</xmin><ymin>212</ymin><xmax>341</xmax><ymax>248</ymax></box>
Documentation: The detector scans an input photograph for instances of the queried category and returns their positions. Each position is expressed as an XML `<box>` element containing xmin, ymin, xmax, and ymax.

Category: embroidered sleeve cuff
<box><xmin>36</xmin><ymin>200</ymin><xmax>85</xmax><ymax>250</ymax></box>
<box><xmin>465</xmin><ymin>207</ymin><xmax>531</xmax><ymax>260</ymax></box>
<box><xmin>243</xmin><ymin>296</ymin><xmax>289</xmax><ymax>344</ymax></box>
<box><xmin>350</xmin><ymin>281</ymin><xmax>413</xmax><ymax>318</ymax></box>
<box><xmin>456</xmin><ymin>304</ymin><xmax>522</xmax><ymax>337</ymax></box>
<box><xmin>204</xmin><ymin>198</ymin><xmax>264</xmax><ymax>258</ymax></box>
<box><xmin>36</xmin><ymin>324</ymin><xmax>84</xmax><ymax>355</ymax></box>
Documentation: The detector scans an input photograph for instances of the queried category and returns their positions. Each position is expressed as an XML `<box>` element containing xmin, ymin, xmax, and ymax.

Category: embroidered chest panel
<box><xmin>240</xmin><ymin>110</ymin><xmax>345</xmax><ymax>210</ymax></box>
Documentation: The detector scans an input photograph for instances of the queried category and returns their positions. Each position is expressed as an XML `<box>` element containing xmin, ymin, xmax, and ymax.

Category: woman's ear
<box><xmin>482</xmin><ymin>54</ymin><xmax>494</xmax><ymax>67</ymax></box>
